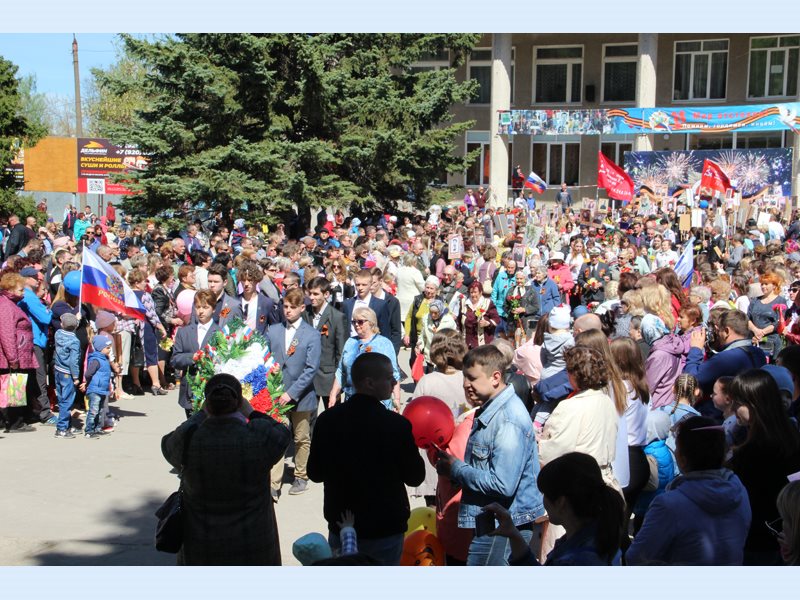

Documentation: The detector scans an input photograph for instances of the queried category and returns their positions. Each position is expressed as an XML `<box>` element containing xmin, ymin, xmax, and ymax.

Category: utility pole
<box><xmin>72</xmin><ymin>34</ymin><xmax>86</xmax><ymax>208</ymax></box>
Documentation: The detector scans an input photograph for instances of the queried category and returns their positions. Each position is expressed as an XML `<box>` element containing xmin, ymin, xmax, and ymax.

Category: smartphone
<box><xmin>474</xmin><ymin>511</ymin><xmax>496</xmax><ymax>537</ymax></box>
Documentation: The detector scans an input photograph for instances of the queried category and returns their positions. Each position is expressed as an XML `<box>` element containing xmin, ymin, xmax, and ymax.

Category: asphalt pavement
<box><xmin>0</xmin><ymin>349</ymin><xmax>422</xmax><ymax>566</ymax></box>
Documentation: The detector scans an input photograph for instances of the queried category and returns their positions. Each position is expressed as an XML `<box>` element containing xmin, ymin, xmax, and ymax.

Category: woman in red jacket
<box><xmin>0</xmin><ymin>271</ymin><xmax>39</xmax><ymax>432</ymax></box>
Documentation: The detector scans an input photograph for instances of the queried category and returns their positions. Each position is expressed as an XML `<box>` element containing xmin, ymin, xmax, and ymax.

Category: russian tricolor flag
<box><xmin>81</xmin><ymin>248</ymin><xmax>146</xmax><ymax>320</ymax></box>
<box><xmin>524</xmin><ymin>171</ymin><xmax>548</xmax><ymax>194</ymax></box>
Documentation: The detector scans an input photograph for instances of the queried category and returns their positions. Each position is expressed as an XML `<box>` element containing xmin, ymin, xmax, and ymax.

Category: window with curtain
<box><xmin>603</xmin><ymin>44</ymin><xmax>637</xmax><ymax>102</ymax></box>
<box><xmin>748</xmin><ymin>35</ymin><xmax>799</xmax><ymax>98</ymax></box>
<box><xmin>673</xmin><ymin>39</ymin><xmax>728</xmax><ymax>101</ymax></box>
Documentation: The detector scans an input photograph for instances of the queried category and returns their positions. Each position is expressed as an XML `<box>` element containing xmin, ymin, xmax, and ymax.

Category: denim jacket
<box><xmin>54</xmin><ymin>328</ymin><xmax>81</xmax><ymax>379</ymax></box>
<box><xmin>451</xmin><ymin>385</ymin><xmax>545</xmax><ymax>528</ymax></box>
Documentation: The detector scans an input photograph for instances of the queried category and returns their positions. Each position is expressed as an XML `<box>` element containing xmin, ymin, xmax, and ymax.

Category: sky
<box><xmin>0</xmin><ymin>33</ymin><xmax>120</xmax><ymax>98</ymax></box>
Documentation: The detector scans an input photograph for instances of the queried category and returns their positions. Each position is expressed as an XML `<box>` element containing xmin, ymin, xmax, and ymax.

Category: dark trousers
<box><xmin>28</xmin><ymin>346</ymin><xmax>53</xmax><ymax>422</ymax></box>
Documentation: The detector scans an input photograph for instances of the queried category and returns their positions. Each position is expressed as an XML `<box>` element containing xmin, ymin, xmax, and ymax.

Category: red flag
<box><xmin>597</xmin><ymin>152</ymin><xmax>634</xmax><ymax>202</ymax></box>
<box><xmin>699</xmin><ymin>159</ymin><xmax>731</xmax><ymax>194</ymax></box>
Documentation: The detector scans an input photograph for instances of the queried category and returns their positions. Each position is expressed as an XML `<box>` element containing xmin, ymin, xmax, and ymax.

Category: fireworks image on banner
<box><xmin>625</xmin><ymin>148</ymin><xmax>793</xmax><ymax>197</ymax></box>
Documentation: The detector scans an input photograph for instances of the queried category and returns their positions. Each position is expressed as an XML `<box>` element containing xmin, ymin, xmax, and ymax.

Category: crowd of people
<box><xmin>1</xmin><ymin>192</ymin><xmax>800</xmax><ymax>567</ymax></box>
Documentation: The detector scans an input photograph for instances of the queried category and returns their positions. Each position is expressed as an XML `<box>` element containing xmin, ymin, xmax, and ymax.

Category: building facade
<box><xmin>439</xmin><ymin>33</ymin><xmax>800</xmax><ymax>207</ymax></box>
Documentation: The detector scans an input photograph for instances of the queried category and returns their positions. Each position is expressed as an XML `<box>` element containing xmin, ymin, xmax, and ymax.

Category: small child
<box><xmin>539</xmin><ymin>305</ymin><xmax>574</xmax><ymax>379</ymax></box>
<box><xmin>629</xmin><ymin>315</ymin><xmax>649</xmax><ymax>362</ymax></box>
<box><xmin>53</xmin><ymin>312</ymin><xmax>81</xmax><ymax>438</ymax></box>
<box><xmin>660</xmin><ymin>373</ymin><xmax>702</xmax><ymax>452</ymax></box>
<box><xmin>711</xmin><ymin>375</ymin><xmax>744</xmax><ymax>458</ymax></box>
<box><xmin>94</xmin><ymin>310</ymin><xmax>119</xmax><ymax>431</ymax></box>
<box><xmin>83</xmin><ymin>335</ymin><xmax>113</xmax><ymax>439</ymax></box>
<box><xmin>633</xmin><ymin>410</ymin><xmax>677</xmax><ymax>533</ymax></box>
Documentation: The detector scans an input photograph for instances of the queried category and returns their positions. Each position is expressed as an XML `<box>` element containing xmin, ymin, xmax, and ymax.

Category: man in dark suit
<box><xmin>170</xmin><ymin>290</ymin><xmax>223</xmax><ymax>418</ymax></box>
<box><xmin>369</xmin><ymin>267</ymin><xmax>402</xmax><ymax>354</ymax></box>
<box><xmin>341</xmin><ymin>269</ymin><xmax>392</xmax><ymax>341</ymax></box>
<box><xmin>307</xmin><ymin>352</ymin><xmax>425</xmax><ymax>565</ymax></box>
<box><xmin>302</xmin><ymin>277</ymin><xmax>348</xmax><ymax>409</ymax></box>
<box><xmin>238</xmin><ymin>262</ymin><xmax>281</xmax><ymax>336</ymax></box>
<box><xmin>4</xmin><ymin>214</ymin><xmax>31</xmax><ymax>258</ymax></box>
<box><xmin>268</xmin><ymin>288</ymin><xmax>322</xmax><ymax>499</ymax></box>
<box><xmin>577</xmin><ymin>247</ymin><xmax>610</xmax><ymax>305</ymax></box>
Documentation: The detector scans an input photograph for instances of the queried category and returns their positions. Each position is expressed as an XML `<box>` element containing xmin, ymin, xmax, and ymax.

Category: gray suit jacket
<box><xmin>302</xmin><ymin>304</ymin><xmax>348</xmax><ymax>397</ymax></box>
<box><xmin>267</xmin><ymin>320</ymin><xmax>322</xmax><ymax>413</ymax></box>
<box><xmin>171</xmin><ymin>322</ymin><xmax>223</xmax><ymax>410</ymax></box>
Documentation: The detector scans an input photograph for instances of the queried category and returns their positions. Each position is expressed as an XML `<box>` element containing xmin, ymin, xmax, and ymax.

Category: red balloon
<box><xmin>400</xmin><ymin>530</ymin><xmax>444</xmax><ymax>566</ymax></box>
<box><xmin>402</xmin><ymin>396</ymin><xmax>455</xmax><ymax>449</ymax></box>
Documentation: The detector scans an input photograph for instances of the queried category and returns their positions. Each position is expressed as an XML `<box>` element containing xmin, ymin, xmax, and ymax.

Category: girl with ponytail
<box><xmin>485</xmin><ymin>452</ymin><xmax>625</xmax><ymax>565</ymax></box>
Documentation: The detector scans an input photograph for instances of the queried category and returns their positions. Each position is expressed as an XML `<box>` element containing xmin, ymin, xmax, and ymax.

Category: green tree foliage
<box><xmin>99</xmin><ymin>33</ymin><xmax>479</xmax><ymax>222</ymax></box>
<box><xmin>0</xmin><ymin>57</ymin><xmax>47</xmax><ymax>214</ymax></box>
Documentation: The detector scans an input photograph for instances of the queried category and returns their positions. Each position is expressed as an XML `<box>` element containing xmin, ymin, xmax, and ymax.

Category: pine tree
<box><xmin>0</xmin><ymin>57</ymin><xmax>47</xmax><ymax>214</ymax></box>
<box><xmin>98</xmin><ymin>33</ymin><xmax>479</xmax><ymax>224</ymax></box>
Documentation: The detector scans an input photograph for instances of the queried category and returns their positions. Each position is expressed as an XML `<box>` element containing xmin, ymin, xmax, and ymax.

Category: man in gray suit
<box><xmin>302</xmin><ymin>277</ymin><xmax>348</xmax><ymax>409</ymax></box>
<box><xmin>207</xmin><ymin>263</ymin><xmax>243</xmax><ymax>328</ymax></box>
<box><xmin>268</xmin><ymin>288</ymin><xmax>322</xmax><ymax>499</ymax></box>
<box><xmin>170</xmin><ymin>289</ymin><xmax>223</xmax><ymax>418</ymax></box>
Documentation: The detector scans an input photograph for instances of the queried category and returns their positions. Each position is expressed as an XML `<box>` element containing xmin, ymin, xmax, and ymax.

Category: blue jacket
<box><xmin>634</xmin><ymin>439</ymin><xmax>677</xmax><ymax>515</ymax></box>
<box><xmin>54</xmin><ymin>329</ymin><xmax>81</xmax><ymax>379</ymax></box>
<box><xmin>626</xmin><ymin>468</ymin><xmax>751</xmax><ymax>565</ymax></box>
<box><xmin>85</xmin><ymin>351</ymin><xmax>113</xmax><ymax>396</ymax></box>
<box><xmin>18</xmin><ymin>287</ymin><xmax>52</xmax><ymax>348</ymax></box>
<box><xmin>511</xmin><ymin>523</ymin><xmax>613</xmax><ymax>566</ymax></box>
<box><xmin>451</xmin><ymin>384</ymin><xmax>545</xmax><ymax>528</ymax></box>
<box><xmin>532</xmin><ymin>278</ymin><xmax>561</xmax><ymax>317</ymax></box>
<box><xmin>491</xmin><ymin>269</ymin><xmax>515</xmax><ymax>318</ymax></box>
<box><xmin>683</xmin><ymin>339</ymin><xmax>766</xmax><ymax>395</ymax></box>
<box><xmin>533</xmin><ymin>368</ymin><xmax>572</xmax><ymax>404</ymax></box>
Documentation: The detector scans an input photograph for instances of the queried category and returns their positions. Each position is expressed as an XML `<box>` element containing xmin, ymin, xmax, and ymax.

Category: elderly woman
<box><xmin>404</xmin><ymin>275</ymin><xmax>441</xmax><ymax>369</ymax></box>
<box><xmin>0</xmin><ymin>272</ymin><xmax>39</xmax><ymax>433</ymax></box>
<box><xmin>458</xmin><ymin>280</ymin><xmax>500</xmax><ymax>348</ymax></box>
<box><xmin>329</xmin><ymin>307</ymin><xmax>401</xmax><ymax>411</ymax></box>
<box><xmin>417</xmin><ymin>299</ymin><xmax>457</xmax><ymax>371</ymax></box>
<box><xmin>161</xmin><ymin>373</ymin><xmax>291</xmax><ymax>565</ymax></box>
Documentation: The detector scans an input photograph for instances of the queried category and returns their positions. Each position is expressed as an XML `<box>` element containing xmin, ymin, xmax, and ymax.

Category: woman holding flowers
<box><xmin>459</xmin><ymin>280</ymin><xmax>499</xmax><ymax>348</ymax></box>
<box><xmin>329</xmin><ymin>307</ymin><xmax>401</xmax><ymax>411</ymax></box>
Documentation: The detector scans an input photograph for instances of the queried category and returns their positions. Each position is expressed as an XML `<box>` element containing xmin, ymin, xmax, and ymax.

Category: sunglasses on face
<box><xmin>790</xmin><ymin>288</ymin><xmax>800</xmax><ymax>293</ymax></box>
<box><xmin>351</xmin><ymin>319</ymin><xmax>368</xmax><ymax>326</ymax></box>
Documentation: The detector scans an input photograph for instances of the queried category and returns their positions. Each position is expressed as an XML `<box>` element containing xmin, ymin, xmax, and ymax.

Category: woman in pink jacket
<box><xmin>0</xmin><ymin>272</ymin><xmax>39</xmax><ymax>432</ymax></box>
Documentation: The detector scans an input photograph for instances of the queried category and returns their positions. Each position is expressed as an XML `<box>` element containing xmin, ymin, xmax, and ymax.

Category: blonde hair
<box><xmin>353</xmin><ymin>306</ymin><xmax>379</xmax><ymax>334</ymax></box>
<box><xmin>640</xmin><ymin>284</ymin><xmax>675</xmax><ymax>330</ymax></box>
<box><xmin>621</xmin><ymin>290</ymin><xmax>645</xmax><ymax>317</ymax></box>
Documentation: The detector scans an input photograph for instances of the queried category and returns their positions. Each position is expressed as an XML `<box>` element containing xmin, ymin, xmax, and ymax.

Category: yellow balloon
<box><xmin>405</xmin><ymin>506</ymin><xmax>436</xmax><ymax>537</ymax></box>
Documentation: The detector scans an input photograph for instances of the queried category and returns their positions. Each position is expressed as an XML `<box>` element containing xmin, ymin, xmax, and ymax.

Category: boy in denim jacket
<box><xmin>53</xmin><ymin>312</ymin><xmax>81</xmax><ymax>438</ymax></box>
<box><xmin>83</xmin><ymin>335</ymin><xmax>113</xmax><ymax>439</ymax></box>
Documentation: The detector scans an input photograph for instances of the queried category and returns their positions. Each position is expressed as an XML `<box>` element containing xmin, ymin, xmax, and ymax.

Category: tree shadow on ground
<box><xmin>29</xmin><ymin>493</ymin><xmax>175</xmax><ymax>566</ymax></box>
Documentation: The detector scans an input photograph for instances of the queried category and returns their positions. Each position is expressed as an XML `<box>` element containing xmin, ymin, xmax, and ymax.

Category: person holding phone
<box><xmin>436</xmin><ymin>345</ymin><xmax>545</xmax><ymax>566</ymax></box>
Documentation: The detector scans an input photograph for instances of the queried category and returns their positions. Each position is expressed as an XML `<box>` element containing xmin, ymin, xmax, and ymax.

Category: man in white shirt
<box><xmin>655</xmin><ymin>239</ymin><xmax>679</xmax><ymax>269</ymax></box>
<box><xmin>768</xmin><ymin>214</ymin><xmax>786</xmax><ymax>241</ymax></box>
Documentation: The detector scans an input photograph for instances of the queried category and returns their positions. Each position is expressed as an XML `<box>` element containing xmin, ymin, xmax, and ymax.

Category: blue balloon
<box><xmin>64</xmin><ymin>270</ymin><xmax>81</xmax><ymax>296</ymax></box>
<box><xmin>698</xmin><ymin>200</ymin><xmax>709</xmax><ymax>209</ymax></box>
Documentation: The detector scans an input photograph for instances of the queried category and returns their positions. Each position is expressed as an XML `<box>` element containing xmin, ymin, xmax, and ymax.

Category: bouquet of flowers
<box><xmin>506</xmin><ymin>294</ymin><xmax>523</xmax><ymax>327</ymax></box>
<box><xmin>188</xmin><ymin>318</ymin><xmax>288</xmax><ymax>421</ymax></box>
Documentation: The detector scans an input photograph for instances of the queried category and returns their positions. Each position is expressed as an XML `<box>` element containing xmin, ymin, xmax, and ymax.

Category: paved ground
<box><xmin>0</xmin><ymin>349</ymin><xmax>423</xmax><ymax>566</ymax></box>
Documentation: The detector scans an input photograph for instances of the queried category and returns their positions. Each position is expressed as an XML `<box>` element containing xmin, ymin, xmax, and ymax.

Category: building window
<box><xmin>602</xmin><ymin>44</ymin><xmax>637</xmax><ymax>103</ymax></box>
<box><xmin>409</xmin><ymin>49</ymin><xmax>450</xmax><ymax>74</ymax></box>
<box><xmin>734</xmin><ymin>131</ymin><xmax>784</xmax><ymax>149</ymax></box>
<box><xmin>601</xmin><ymin>142</ymin><xmax>633</xmax><ymax>165</ymax></box>
<box><xmin>532</xmin><ymin>142</ymin><xmax>580</xmax><ymax>186</ymax></box>
<box><xmin>466</xmin><ymin>131</ymin><xmax>491</xmax><ymax>186</ymax></box>
<box><xmin>748</xmin><ymin>36</ymin><xmax>799</xmax><ymax>98</ymax></box>
<box><xmin>673</xmin><ymin>39</ymin><xmax>728</xmax><ymax>101</ymax></box>
<box><xmin>468</xmin><ymin>47</ymin><xmax>515</xmax><ymax>105</ymax></box>
<box><xmin>688</xmin><ymin>133</ymin><xmax>733</xmax><ymax>150</ymax></box>
<box><xmin>534</xmin><ymin>46</ymin><xmax>583</xmax><ymax>104</ymax></box>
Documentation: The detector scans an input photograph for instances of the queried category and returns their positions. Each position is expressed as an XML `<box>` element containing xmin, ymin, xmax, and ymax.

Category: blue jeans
<box><xmin>328</xmin><ymin>531</ymin><xmax>404</xmax><ymax>566</ymax></box>
<box><xmin>467</xmin><ymin>528</ymin><xmax>533</xmax><ymax>566</ymax></box>
<box><xmin>55</xmin><ymin>371</ymin><xmax>76</xmax><ymax>432</ymax></box>
<box><xmin>85</xmin><ymin>393</ymin><xmax>104</xmax><ymax>434</ymax></box>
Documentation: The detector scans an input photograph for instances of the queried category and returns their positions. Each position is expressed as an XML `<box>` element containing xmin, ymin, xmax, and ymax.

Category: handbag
<box><xmin>0</xmin><ymin>372</ymin><xmax>29</xmax><ymax>409</ymax></box>
<box><xmin>411</xmin><ymin>352</ymin><xmax>425</xmax><ymax>383</ymax></box>
<box><xmin>132</xmin><ymin>326</ymin><xmax>145</xmax><ymax>368</ymax></box>
<box><xmin>155</xmin><ymin>424</ymin><xmax>198</xmax><ymax>553</ymax></box>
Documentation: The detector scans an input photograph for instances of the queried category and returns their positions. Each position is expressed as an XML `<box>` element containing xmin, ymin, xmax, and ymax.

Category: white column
<box><xmin>489</xmin><ymin>33</ymin><xmax>512</xmax><ymax>209</ymax></box>
<box><xmin>634</xmin><ymin>34</ymin><xmax>658</xmax><ymax>152</ymax></box>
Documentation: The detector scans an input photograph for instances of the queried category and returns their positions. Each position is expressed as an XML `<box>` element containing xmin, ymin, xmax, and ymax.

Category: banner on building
<box><xmin>499</xmin><ymin>102</ymin><xmax>800</xmax><ymax>136</ymax></box>
<box><xmin>77</xmin><ymin>138</ymin><xmax>148</xmax><ymax>195</ymax></box>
